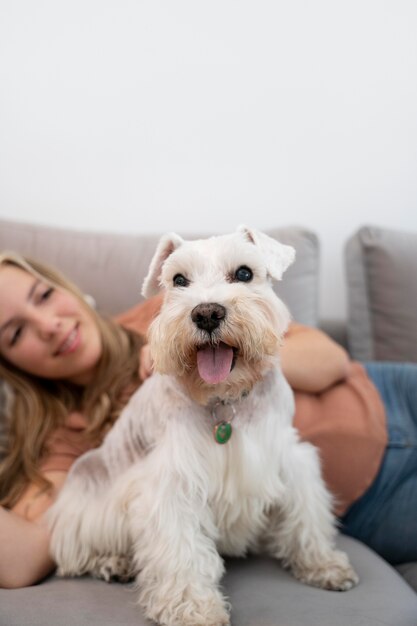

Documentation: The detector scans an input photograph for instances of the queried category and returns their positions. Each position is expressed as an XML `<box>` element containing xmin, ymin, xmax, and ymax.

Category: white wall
<box><xmin>1</xmin><ymin>1</ymin><xmax>416</xmax><ymax>321</ymax></box>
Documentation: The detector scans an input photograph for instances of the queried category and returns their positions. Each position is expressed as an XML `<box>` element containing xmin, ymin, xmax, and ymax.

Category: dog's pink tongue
<box><xmin>197</xmin><ymin>343</ymin><xmax>234</xmax><ymax>384</ymax></box>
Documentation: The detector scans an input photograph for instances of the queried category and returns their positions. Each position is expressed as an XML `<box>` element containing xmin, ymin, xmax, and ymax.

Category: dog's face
<box><xmin>142</xmin><ymin>227</ymin><xmax>295</xmax><ymax>404</ymax></box>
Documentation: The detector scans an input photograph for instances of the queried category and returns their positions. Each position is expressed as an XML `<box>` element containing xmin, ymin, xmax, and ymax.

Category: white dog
<box><xmin>48</xmin><ymin>226</ymin><xmax>358</xmax><ymax>626</ymax></box>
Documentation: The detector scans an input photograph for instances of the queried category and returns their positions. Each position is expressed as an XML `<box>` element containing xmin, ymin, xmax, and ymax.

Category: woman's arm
<box><xmin>281</xmin><ymin>323</ymin><xmax>351</xmax><ymax>393</ymax></box>
<box><xmin>0</xmin><ymin>470</ymin><xmax>67</xmax><ymax>589</ymax></box>
<box><xmin>0</xmin><ymin>506</ymin><xmax>54</xmax><ymax>589</ymax></box>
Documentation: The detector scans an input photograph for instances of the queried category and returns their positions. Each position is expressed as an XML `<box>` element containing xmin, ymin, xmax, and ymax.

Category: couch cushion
<box><xmin>0</xmin><ymin>536</ymin><xmax>416</xmax><ymax>626</ymax></box>
<box><xmin>0</xmin><ymin>219</ymin><xmax>319</xmax><ymax>325</ymax></box>
<box><xmin>345</xmin><ymin>225</ymin><xmax>417</xmax><ymax>362</ymax></box>
<box><xmin>397</xmin><ymin>562</ymin><xmax>417</xmax><ymax>593</ymax></box>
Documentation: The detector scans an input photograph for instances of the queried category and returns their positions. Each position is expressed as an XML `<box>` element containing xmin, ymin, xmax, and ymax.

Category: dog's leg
<box><xmin>48</xmin><ymin>449</ymin><xmax>132</xmax><ymax>579</ymax></box>
<box><xmin>49</xmin><ymin>379</ymin><xmax>165</xmax><ymax>580</ymax></box>
<box><xmin>127</xmin><ymin>468</ymin><xmax>230</xmax><ymax>626</ymax></box>
<box><xmin>264</xmin><ymin>438</ymin><xmax>359</xmax><ymax>591</ymax></box>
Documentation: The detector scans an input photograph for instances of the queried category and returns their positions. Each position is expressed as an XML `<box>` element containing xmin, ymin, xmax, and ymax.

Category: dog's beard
<box><xmin>148</xmin><ymin>292</ymin><xmax>290</xmax><ymax>405</ymax></box>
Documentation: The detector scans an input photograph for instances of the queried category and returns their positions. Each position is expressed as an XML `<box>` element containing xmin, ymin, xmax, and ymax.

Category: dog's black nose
<box><xmin>191</xmin><ymin>303</ymin><xmax>226</xmax><ymax>333</ymax></box>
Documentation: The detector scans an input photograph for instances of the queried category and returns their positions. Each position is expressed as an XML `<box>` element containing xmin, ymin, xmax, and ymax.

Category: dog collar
<box><xmin>211</xmin><ymin>402</ymin><xmax>236</xmax><ymax>444</ymax></box>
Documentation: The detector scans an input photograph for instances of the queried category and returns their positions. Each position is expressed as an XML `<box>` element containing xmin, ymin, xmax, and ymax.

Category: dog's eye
<box><xmin>234</xmin><ymin>266</ymin><xmax>253</xmax><ymax>282</ymax></box>
<box><xmin>173</xmin><ymin>274</ymin><xmax>190</xmax><ymax>288</ymax></box>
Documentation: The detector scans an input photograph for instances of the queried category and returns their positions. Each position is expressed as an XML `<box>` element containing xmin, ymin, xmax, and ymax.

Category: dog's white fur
<box><xmin>47</xmin><ymin>227</ymin><xmax>358</xmax><ymax>626</ymax></box>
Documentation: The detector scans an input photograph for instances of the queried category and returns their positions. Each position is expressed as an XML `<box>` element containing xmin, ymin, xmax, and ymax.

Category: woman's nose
<box><xmin>35</xmin><ymin>313</ymin><xmax>62</xmax><ymax>338</ymax></box>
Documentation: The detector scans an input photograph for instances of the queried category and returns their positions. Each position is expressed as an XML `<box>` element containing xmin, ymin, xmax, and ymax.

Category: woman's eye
<box><xmin>234</xmin><ymin>266</ymin><xmax>253</xmax><ymax>282</ymax></box>
<box><xmin>10</xmin><ymin>326</ymin><xmax>23</xmax><ymax>346</ymax></box>
<box><xmin>173</xmin><ymin>274</ymin><xmax>189</xmax><ymax>288</ymax></box>
<box><xmin>40</xmin><ymin>287</ymin><xmax>54</xmax><ymax>301</ymax></box>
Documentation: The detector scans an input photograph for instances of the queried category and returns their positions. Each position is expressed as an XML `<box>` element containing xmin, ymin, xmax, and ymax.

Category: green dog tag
<box><xmin>213</xmin><ymin>421</ymin><xmax>232</xmax><ymax>444</ymax></box>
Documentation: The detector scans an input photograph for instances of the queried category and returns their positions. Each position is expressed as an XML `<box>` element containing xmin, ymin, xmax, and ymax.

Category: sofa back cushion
<box><xmin>0</xmin><ymin>219</ymin><xmax>320</xmax><ymax>460</ymax></box>
<box><xmin>0</xmin><ymin>219</ymin><xmax>320</xmax><ymax>325</ymax></box>
<box><xmin>345</xmin><ymin>225</ymin><xmax>417</xmax><ymax>362</ymax></box>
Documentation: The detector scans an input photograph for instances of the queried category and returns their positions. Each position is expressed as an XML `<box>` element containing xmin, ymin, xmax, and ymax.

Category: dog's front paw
<box><xmin>56</xmin><ymin>553</ymin><xmax>136</xmax><ymax>582</ymax></box>
<box><xmin>292</xmin><ymin>550</ymin><xmax>359</xmax><ymax>591</ymax></box>
<box><xmin>178</xmin><ymin>599</ymin><xmax>230</xmax><ymax>626</ymax></box>
<box><xmin>143</xmin><ymin>587</ymin><xmax>230</xmax><ymax>626</ymax></box>
<box><xmin>89</xmin><ymin>554</ymin><xmax>136</xmax><ymax>583</ymax></box>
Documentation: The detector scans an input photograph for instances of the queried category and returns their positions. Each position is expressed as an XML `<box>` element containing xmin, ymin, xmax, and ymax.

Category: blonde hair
<box><xmin>0</xmin><ymin>252</ymin><xmax>143</xmax><ymax>508</ymax></box>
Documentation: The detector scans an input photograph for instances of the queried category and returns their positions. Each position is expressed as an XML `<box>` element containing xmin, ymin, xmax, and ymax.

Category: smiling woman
<box><xmin>0</xmin><ymin>264</ymin><xmax>102</xmax><ymax>384</ymax></box>
<box><xmin>0</xmin><ymin>252</ymin><xmax>148</xmax><ymax>588</ymax></box>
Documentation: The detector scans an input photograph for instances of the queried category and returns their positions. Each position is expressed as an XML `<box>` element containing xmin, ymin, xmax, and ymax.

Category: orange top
<box><xmin>39</xmin><ymin>411</ymin><xmax>91</xmax><ymax>473</ymax></box>
<box><xmin>13</xmin><ymin>412</ymin><xmax>91</xmax><ymax>521</ymax></box>
<box><xmin>34</xmin><ymin>297</ymin><xmax>387</xmax><ymax>518</ymax></box>
<box><xmin>293</xmin><ymin>362</ymin><xmax>387</xmax><ymax>515</ymax></box>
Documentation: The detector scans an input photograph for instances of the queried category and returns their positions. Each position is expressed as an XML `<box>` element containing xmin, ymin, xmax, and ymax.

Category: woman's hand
<box><xmin>139</xmin><ymin>344</ymin><xmax>154</xmax><ymax>382</ymax></box>
<box><xmin>0</xmin><ymin>505</ymin><xmax>54</xmax><ymax>588</ymax></box>
<box><xmin>281</xmin><ymin>323</ymin><xmax>351</xmax><ymax>393</ymax></box>
<box><xmin>0</xmin><ymin>469</ymin><xmax>70</xmax><ymax>588</ymax></box>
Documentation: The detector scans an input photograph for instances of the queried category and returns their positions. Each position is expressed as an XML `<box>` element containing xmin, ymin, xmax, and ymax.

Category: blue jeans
<box><xmin>340</xmin><ymin>362</ymin><xmax>417</xmax><ymax>564</ymax></box>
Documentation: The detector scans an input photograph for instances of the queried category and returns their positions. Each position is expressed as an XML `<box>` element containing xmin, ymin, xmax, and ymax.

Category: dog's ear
<box><xmin>142</xmin><ymin>233</ymin><xmax>184</xmax><ymax>297</ymax></box>
<box><xmin>237</xmin><ymin>225</ymin><xmax>295</xmax><ymax>280</ymax></box>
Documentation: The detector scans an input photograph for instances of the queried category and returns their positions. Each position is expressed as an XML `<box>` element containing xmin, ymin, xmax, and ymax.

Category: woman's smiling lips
<box><xmin>55</xmin><ymin>324</ymin><xmax>81</xmax><ymax>356</ymax></box>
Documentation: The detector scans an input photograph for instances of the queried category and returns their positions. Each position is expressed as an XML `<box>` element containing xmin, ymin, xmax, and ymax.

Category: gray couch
<box><xmin>0</xmin><ymin>218</ymin><xmax>416</xmax><ymax>626</ymax></box>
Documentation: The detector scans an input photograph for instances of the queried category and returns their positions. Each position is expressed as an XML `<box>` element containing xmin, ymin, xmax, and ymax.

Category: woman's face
<box><xmin>0</xmin><ymin>264</ymin><xmax>102</xmax><ymax>385</ymax></box>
